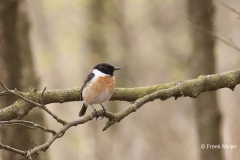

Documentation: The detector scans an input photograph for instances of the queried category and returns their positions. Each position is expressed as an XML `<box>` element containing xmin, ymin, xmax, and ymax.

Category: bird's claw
<box><xmin>100</xmin><ymin>108</ymin><xmax>106</xmax><ymax>119</ymax></box>
<box><xmin>94</xmin><ymin>109</ymin><xmax>99</xmax><ymax>120</ymax></box>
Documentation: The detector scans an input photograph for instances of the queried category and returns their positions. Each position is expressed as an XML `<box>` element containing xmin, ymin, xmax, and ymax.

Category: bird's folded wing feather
<box><xmin>80</xmin><ymin>72</ymin><xmax>95</xmax><ymax>100</ymax></box>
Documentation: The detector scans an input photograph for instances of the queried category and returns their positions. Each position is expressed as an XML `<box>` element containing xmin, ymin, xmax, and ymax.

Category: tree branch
<box><xmin>0</xmin><ymin>82</ymin><xmax>67</xmax><ymax>124</ymax></box>
<box><xmin>103</xmin><ymin>69</ymin><xmax>240</xmax><ymax>130</ymax></box>
<box><xmin>0</xmin><ymin>69</ymin><xmax>240</xmax><ymax>122</ymax></box>
<box><xmin>0</xmin><ymin>143</ymin><xmax>26</xmax><ymax>157</ymax></box>
<box><xmin>0</xmin><ymin>120</ymin><xmax>57</xmax><ymax>134</ymax></box>
<box><xmin>1</xmin><ymin>112</ymin><xmax>112</xmax><ymax>159</ymax></box>
<box><xmin>0</xmin><ymin>69</ymin><xmax>240</xmax><ymax>159</ymax></box>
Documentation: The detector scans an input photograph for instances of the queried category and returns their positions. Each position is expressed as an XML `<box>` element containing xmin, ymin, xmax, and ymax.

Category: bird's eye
<box><xmin>105</xmin><ymin>68</ymin><xmax>108</xmax><ymax>70</ymax></box>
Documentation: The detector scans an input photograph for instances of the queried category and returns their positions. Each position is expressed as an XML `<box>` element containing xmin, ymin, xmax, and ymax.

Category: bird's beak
<box><xmin>114</xmin><ymin>67</ymin><xmax>121</xmax><ymax>71</ymax></box>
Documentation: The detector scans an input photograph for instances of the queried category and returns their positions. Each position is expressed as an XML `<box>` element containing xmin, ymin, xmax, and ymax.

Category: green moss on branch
<box><xmin>0</xmin><ymin>69</ymin><xmax>240</xmax><ymax>121</ymax></box>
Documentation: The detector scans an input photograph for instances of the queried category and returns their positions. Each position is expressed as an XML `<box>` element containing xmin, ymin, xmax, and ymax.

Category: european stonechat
<box><xmin>79</xmin><ymin>62</ymin><xmax>121</xmax><ymax>117</ymax></box>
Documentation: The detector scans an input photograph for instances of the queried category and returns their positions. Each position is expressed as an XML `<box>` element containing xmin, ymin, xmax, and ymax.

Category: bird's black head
<box><xmin>93</xmin><ymin>62</ymin><xmax>121</xmax><ymax>76</ymax></box>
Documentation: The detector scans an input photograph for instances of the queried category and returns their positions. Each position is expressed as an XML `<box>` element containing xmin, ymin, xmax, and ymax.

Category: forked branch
<box><xmin>0</xmin><ymin>69</ymin><xmax>240</xmax><ymax>159</ymax></box>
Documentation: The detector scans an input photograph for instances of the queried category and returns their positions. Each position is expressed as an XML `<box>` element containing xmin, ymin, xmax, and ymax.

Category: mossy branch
<box><xmin>0</xmin><ymin>69</ymin><xmax>240</xmax><ymax>159</ymax></box>
<box><xmin>0</xmin><ymin>69</ymin><xmax>240</xmax><ymax>122</ymax></box>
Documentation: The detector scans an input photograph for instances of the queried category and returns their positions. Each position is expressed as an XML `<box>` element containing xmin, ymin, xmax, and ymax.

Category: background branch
<box><xmin>0</xmin><ymin>120</ymin><xmax>56</xmax><ymax>135</ymax></box>
<box><xmin>188</xmin><ymin>17</ymin><xmax>240</xmax><ymax>53</ymax></box>
<box><xmin>214</xmin><ymin>0</ymin><xmax>240</xmax><ymax>16</ymax></box>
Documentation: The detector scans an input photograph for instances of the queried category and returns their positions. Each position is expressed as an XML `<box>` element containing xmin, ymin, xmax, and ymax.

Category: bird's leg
<box><xmin>90</xmin><ymin>104</ymin><xmax>99</xmax><ymax>120</ymax></box>
<box><xmin>100</xmin><ymin>104</ymin><xmax>106</xmax><ymax>119</ymax></box>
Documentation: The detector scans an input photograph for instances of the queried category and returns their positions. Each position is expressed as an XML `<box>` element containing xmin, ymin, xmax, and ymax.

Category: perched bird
<box><xmin>79</xmin><ymin>62</ymin><xmax>121</xmax><ymax>117</ymax></box>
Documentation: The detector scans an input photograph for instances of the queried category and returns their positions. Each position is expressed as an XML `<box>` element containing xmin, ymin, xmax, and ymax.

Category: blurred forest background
<box><xmin>0</xmin><ymin>0</ymin><xmax>240</xmax><ymax>160</ymax></box>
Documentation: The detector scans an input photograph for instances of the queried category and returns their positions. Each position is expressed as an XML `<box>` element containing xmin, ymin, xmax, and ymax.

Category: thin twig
<box><xmin>0</xmin><ymin>81</ymin><xmax>39</xmax><ymax>106</ymax></box>
<box><xmin>0</xmin><ymin>110</ymin><xmax>110</xmax><ymax>159</ymax></box>
<box><xmin>0</xmin><ymin>91</ymin><xmax>13</xmax><ymax>96</ymax></box>
<box><xmin>40</xmin><ymin>87</ymin><xmax>46</xmax><ymax>105</ymax></box>
<box><xmin>38</xmin><ymin>105</ymin><xmax>67</xmax><ymax>125</ymax></box>
<box><xmin>27</xmin><ymin>111</ymin><xmax>105</xmax><ymax>156</ymax></box>
<box><xmin>214</xmin><ymin>0</ymin><xmax>240</xmax><ymax>17</ymax></box>
<box><xmin>214</xmin><ymin>22</ymin><xmax>237</xmax><ymax>45</ymax></box>
<box><xmin>0</xmin><ymin>120</ymin><xmax>56</xmax><ymax>135</ymax></box>
<box><xmin>0</xmin><ymin>143</ymin><xmax>26</xmax><ymax>157</ymax></box>
<box><xmin>37</xmin><ymin>87</ymin><xmax>67</xmax><ymax>125</ymax></box>
<box><xmin>0</xmin><ymin>81</ymin><xmax>67</xmax><ymax>125</ymax></box>
<box><xmin>30</xmin><ymin>140</ymin><xmax>38</xmax><ymax>147</ymax></box>
<box><xmin>188</xmin><ymin>17</ymin><xmax>240</xmax><ymax>53</ymax></box>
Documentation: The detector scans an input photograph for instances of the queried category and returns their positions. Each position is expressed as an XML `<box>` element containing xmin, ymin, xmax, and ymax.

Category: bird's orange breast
<box><xmin>82</xmin><ymin>76</ymin><xmax>115</xmax><ymax>104</ymax></box>
<box><xmin>93</xmin><ymin>76</ymin><xmax>115</xmax><ymax>94</ymax></box>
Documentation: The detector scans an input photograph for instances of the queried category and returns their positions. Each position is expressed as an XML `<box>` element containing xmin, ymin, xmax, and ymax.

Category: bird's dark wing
<box><xmin>79</xmin><ymin>103</ymin><xmax>87</xmax><ymax>117</ymax></box>
<box><xmin>80</xmin><ymin>72</ymin><xmax>95</xmax><ymax>100</ymax></box>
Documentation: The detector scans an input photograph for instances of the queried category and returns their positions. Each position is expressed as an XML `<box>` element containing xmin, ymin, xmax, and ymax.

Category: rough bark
<box><xmin>0</xmin><ymin>69</ymin><xmax>239</xmax><ymax>121</ymax></box>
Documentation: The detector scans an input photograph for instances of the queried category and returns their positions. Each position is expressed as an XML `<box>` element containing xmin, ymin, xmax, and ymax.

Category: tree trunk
<box><xmin>188</xmin><ymin>1</ymin><xmax>223</xmax><ymax>160</ymax></box>
<box><xmin>0</xmin><ymin>1</ymin><xmax>47</xmax><ymax>159</ymax></box>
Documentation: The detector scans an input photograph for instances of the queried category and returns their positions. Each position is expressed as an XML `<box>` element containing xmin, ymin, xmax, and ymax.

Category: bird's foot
<box><xmin>93</xmin><ymin>108</ymin><xmax>99</xmax><ymax>120</ymax></box>
<box><xmin>100</xmin><ymin>104</ymin><xmax>106</xmax><ymax>119</ymax></box>
<box><xmin>101</xmin><ymin>107</ymin><xmax>106</xmax><ymax>119</ymax></box>
<box><xmin>90</xmin><ymin>104</ymin><xmax>99</xmax><ymax>120</ymax></box>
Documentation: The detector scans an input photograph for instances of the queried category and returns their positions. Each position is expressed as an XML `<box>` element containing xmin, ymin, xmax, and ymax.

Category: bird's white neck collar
<box><xmin>92</xmin><ymin>69</ymin><xmax>110</xmax><ymax>77</ymax></box>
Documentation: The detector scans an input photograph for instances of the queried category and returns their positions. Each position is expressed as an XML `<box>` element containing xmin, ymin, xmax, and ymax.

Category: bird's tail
<box><xmin>79</xmin><ymin>103</ymin><xmax>88</xmax><ymax>117</ymax></box>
